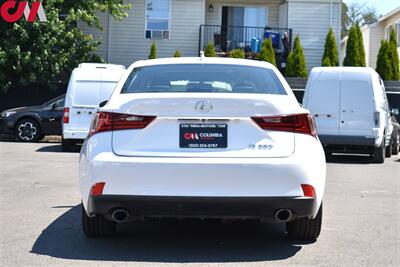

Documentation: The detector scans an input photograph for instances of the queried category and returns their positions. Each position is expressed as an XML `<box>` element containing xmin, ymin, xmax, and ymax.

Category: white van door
<box><xmin>304</xmin><ymin>71</ymin><xmax>340</xmax><ymax>135</ymax></box>
<box><xmin>70</xmin><ymin>72</ymin><xmax>102</xmax><ymax>131</ymax></box>
<box><xmin>339</xmin><ymin>79</ymin><xmax>373</xmax><ymax>136</ymax></box>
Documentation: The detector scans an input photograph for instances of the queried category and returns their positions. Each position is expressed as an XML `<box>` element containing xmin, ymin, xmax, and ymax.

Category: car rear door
<box><xmin>304</xmin><ymin>70</ymin><xmax>340</xmax><ymax>136</ymax></box>
<box><xmin>70</xmin><ymin>72</ymin><xmax>101</xmax><ymax>132</ymax></box>
<box><xmin>339</xmin><ymin>73</ymin><xmax>374</xmax><ymax>136</ymax></box>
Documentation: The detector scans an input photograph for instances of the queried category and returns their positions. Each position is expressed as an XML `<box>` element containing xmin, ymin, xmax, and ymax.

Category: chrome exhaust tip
<box><xmin>111</xmin><ymin>209</ymin><xmax>130</xmax><ymax>222</ymax></box>
<box><xmin>275</xmin><ymin>209</ymin><xmax>293</xmax><ymax>222</ymax></box>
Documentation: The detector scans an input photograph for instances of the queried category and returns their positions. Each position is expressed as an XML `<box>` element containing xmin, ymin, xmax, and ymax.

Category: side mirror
<box><xmin>391</xmin><ymin>108</ymin><xmax>399</xmax><ymax>116</ymax></box>
<box><xmin>51</xmin><ymin>103</ymin><xmax>59</xmax><ymax>110</ymax></box>
<box><xmin>99</xmin><ymin>100</ymin><xmax>108</xmax><ymax>108</ymax></box>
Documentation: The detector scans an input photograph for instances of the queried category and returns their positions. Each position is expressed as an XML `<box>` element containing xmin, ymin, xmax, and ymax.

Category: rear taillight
<box><xmin>89</xmin><ymin>112</ymin><xmax>156</xmax><ymax>137</ymax></box>
<box><xmin>63</xmin><ymin>107</ymin><xmax>70</xmax><ymax>124</ymax></box>
<box><xmin>252</xmin><ymin>113</ymin><xmax>317</xmax><ymax>137</ymax></box>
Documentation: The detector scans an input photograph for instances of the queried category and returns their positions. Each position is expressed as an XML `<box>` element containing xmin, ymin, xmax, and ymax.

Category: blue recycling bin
<box><xmin>264</xmin><ymin>31</ymin><xmax>280</xmax><ymax>49</ymax></box>
<box><xmin>251</xmin><ymin>37</ymin><xmax>262</xmax><ymax>53</ymax></box>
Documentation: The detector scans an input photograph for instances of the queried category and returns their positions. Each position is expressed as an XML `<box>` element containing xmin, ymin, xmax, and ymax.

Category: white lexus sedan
<box><xmin>79</xmin><ymin>57</ymin><xmax>326</xmax><ymax>241</ymax></box>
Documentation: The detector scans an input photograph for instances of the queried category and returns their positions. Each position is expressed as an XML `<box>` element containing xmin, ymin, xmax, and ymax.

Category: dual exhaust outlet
<box><xmin>111</xmin><ymin>208</ymin><xmax>293</xmax><ymax>223</ymax></box>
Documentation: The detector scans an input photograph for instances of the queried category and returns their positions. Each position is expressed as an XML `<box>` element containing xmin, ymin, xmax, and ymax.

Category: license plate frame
<box><xmin>179</xmin><ymin>123</ymin><xmax>228</xmax><ymax>149</ymax></box>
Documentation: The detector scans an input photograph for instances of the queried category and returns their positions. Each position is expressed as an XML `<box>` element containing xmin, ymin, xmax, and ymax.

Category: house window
<box><xmin>145</xmin><ymin>0</ymin><xmax>170</xmax><ymax>39</ymax></box>
<box><xmin>397</xmin><ymin>23</ymin><xmax>400</xmax><ymax>47</ymax></box>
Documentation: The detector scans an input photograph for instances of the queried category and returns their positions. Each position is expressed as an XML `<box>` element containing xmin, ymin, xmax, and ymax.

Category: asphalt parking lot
<box><xmin>0</xmin><ymin>140</ymin><xmax>399</xmax><ymax>266</ymax></box>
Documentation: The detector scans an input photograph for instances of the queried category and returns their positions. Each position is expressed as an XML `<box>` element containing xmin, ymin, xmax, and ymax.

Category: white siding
<box><xmin>80</xmin><ymin>0</ymin><xmax>205</xmax><ymax>67</ymax></box>
<box><xmin>287</xmin><ymin>1</ymin><xmax>341</xmax><ymax>71</ymax></box>
<box><xmin>368</xmin><ymin>25</ymin><xmax>385</xmax><ymax>69</ymax></box>
<box><xmin>362</xmin><ymin>27</ymin><xmax>370</xmax><ymax>67</ymax></box>
<box><xmin>205</xmin><ymin>0</ymin><xmax>285</xmax><ymax>27</ymax></box>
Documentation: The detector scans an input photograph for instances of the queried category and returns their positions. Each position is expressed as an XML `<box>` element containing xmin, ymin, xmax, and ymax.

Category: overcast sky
<box><xmin>343</xmin><ymin>0</ymin><xmax>399</xmax><ymax>16</ymax></box>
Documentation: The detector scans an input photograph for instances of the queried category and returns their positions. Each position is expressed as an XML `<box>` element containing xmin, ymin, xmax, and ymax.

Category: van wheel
<box><xmin>61</xmin><ymin>137</ymin><xmax>76</xmax><ymax>152</ymax></box>
<box><xmin>372</xmin><ymin>141</ymin><xmax>385</xmax><ymax>163</ymax></box>
<box><xmin>15</xmin><ymin>119</ymin><xmax>41</xmax><ymax>142</ymax></box>
<box><xmin>385</xmin><ymin>141</ymin><xmax>392</xmax><ymax>158</ymax></box>
<box><xmin>286</xmin><ymin>204</ymin><xmax>322</xmax><ymax>241</ymax></box>
<box><xmin>392</xmin><ymin>134</ymin><xmax>399</xmax><ymax>155</ymax></box>
<box><xmin>81</xmin><ymin>204</ymin><xmax>116</xmax><ymax>238</ymax></box>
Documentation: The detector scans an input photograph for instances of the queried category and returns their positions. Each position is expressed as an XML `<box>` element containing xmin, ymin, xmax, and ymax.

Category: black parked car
<box><xmin>390</xmin><ymin>108</ymin><xmax>400</xmax><ymax>156</ymax></box>
<box><xmin>0</xmin><ymin>95</ymin><xmax>65</xmax><ymax>142</ymax></box>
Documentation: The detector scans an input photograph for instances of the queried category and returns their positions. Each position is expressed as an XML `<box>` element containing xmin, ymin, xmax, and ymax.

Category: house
<box><xmin>80</xmin><ymin>0</ymin><xmax>342</xmax><ymax>71</ymax></box>
<box><xmin>340</xmin><ymin>7</ymin><xmax>400</xmax><ymax>69</ymax></box>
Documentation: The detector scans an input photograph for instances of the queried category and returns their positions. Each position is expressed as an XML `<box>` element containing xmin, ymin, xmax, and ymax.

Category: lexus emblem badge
<box><xmin>195</xmin><ymin>101</ymin><xmax>213</xmax><ymax>113</ymax></box>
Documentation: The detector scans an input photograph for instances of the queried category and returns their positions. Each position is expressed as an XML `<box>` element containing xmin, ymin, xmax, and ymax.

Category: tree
<box><xmin>376</xmin><ymin>40</ymin><xmax>393</xmax><ymax>80</ymax></box>
<box><xmin>204</xmin><ymin>42</ymin><xmax>216</xmax><ymax>57</ymax></box>
<box><xmin>258</xmin><ymin>38</ymin><xmax>276</xmax><ymax>66</ymax></box>
<box><xmin>0</xmin><ymin>0</ymin><xmax>131</xmax><ymax>91</ymax></box>
<box><xmin>229</xmin><ymin>48</ymin><xmax>245</xmax><ymax>59</ymax></box>
<box><xmin>148</xmin><ymin>42</ymin><xmax>157</xmax><ymax>59</ymax></box>
<box><xmin>173</xmin><ymin>49</ymin><xmax>181</xmax><ymax>57</ymax></box>
<box><xmin>341</xmin><ymin>2</ymin><xmax>379</xmax><ymax>38</ymax></box>
<box><xmin>389</xmin><ymin>28</ymin><xmax>400</xmax><ymax>80</ymax></box>
<box><xmin>285</xmin><ymin>36</ymin><xmax>307</xmax><ymax>77</ymax></box>
<box><xmin>321</xmin><ymin>28</ymin><xmax>339</xmax><ymax>66</ymax></box>
<box><xmin>343</xmin><ymin>25</ymin><xmax>365</xmax><ymax>67</ymax></box>
<box><xmin>355</xmin><ymin>24</ymin><xmax>366</xmax><ymax>66</ymax></box>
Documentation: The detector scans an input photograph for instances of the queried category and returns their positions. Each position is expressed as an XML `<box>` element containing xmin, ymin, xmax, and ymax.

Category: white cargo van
<box><xmin>303</xmin><ymin>67</ymin><xmax>393</xmax><ymax>163</ymax></box>
<box><xmin>62</xmin><ymin>63</ymin><xmax>126</xmax><ymax>151</ymax></box>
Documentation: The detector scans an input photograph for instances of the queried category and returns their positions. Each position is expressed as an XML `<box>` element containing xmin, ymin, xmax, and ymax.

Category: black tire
<box><xmin>385</xmin><ymin>140</ymin><xmax>392</xmax><ymax>158</ymax></box>
<box><xmin>61</xmin><ymin>137</ymin><xmax>76</xmax><ymax>152</ymax></box>
<box><xmin>286</xmin><ymin>204</ymin><xmax>322</xmax><ymax>241</ymax></box>
<box><xmin>372</xmin><ymin>140</ymin><xmax>385</xmax><ymax>163</ymax></box>
<box><xmin>392</xmin><ymin>134</ymin><xmax>399</xmax><ymax>155</ymax></box>
<box><xmin>15</xmin><ymin>119</ymin><xmax>41</xmax><ymax>142</ymax></box>
<box><xmin>81</xmin><ymin>204</ymin><xmax>116</xmax><ymax>238</ymax></box>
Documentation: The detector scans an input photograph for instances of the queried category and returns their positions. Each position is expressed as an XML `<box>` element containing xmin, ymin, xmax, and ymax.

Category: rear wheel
<box><xmin>372</xmin><ymin>141</ymin><xmax>385</xmax><ymax>163</ymax></box>
<box><xmin>385</xmin><ymin>140</ymin><xmax>392</xmax><ymax>158</ymax></box>
<box><xmin>81</xmin><ymin>204</ymin><xmax>116</xmax><ymax>238</ymax></box>
<box><xmin>392</xmin><ymin>133</ymin><xmax>399</xmax><ymax>155</ymax></box>
<box><xmin>286</xmin><ymin>204</ymin><xmax>322</xmax><ymax>241</ymax></box>
<box><xmin>61</xmin><ymin>137</ymin><xmax>76</xmax><ymax>152</ymax></box>
<box><xmin>15</xmin><ymin>119</ymin><xmax>41</xmax><ymax>142</ymax></box>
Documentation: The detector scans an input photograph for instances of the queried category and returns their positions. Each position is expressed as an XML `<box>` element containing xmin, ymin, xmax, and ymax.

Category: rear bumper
<box><xmin>319</xmin><ymin>135</ymin><xmax>377</xmax><ymax>146</ymax></box>
<box><xmin>87</xmin><ymin>195</ymin><xmax>316</xmax><ymax>222</ymax></box>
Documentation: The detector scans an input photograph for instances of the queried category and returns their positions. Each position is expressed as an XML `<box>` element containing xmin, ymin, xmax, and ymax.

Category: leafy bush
<box><xmin>229</xmin><ymin>48</ymin><xmax>245</xmax><ymax>59</ymax></box>
<box><xmin>173</xmin><ymin>49</ymin><xmax>181</xmax><ymax>57</ymax></box>
<box><xmin>376</xmin><ymin>40</ymin><xmax>392</xmax><ymax>80</ymax></box>
<box><xmin>204</xmin><ymin>42</ymin><xmax>216</xmax><ymax>57</ymax></box>
<box><xmin>0</xmin><ymin>0</ymin><xmax>131</xmax><ymax>92</ymax></box>
<box><xmin>258</xmin><ymin>38</ymin><xmax>276</xmax><ymax>66</ymax></box>
<box><xmin>389</xmin><ymin>28</ymin><xmax>400</xmax><ymax>80</ymax></box>
<box><xmin>285</xmin><ymin>36</ymin><xmax>307</xmax><ymax>77</ymax></box>
<box><xmin>148</xmin><ymin>42</ymin><xmax>157</xmax><ymax>59</ymax></box>
<box><xmin>321</xmin><ymin>28</ymin><xmax>339</xmax><ymax>66</ymax></box>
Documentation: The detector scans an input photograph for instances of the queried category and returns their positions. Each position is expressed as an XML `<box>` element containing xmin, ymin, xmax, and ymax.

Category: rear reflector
<box><xmin>89</xmin><ymin>112</ymin><xmax>156</xmax><ymax>137</ymax></box>
<box><xmin>252</xmin><ymin>113</ymin><xmax>317</xmax><ymax>137</ymax></box>
<box><xmin>63</xmin><ymin>107</ymin><xmax>70</xmax><ymax>124</ymax></box>
<box><xmin>90</xmin><ymin>182</ymin><xmax>105</xmax><ymax>196</ymax></box>
<box><xmin>301</xmin><ymin>184</ymin><xmax>316</xmax><ymax>198</ymax></box>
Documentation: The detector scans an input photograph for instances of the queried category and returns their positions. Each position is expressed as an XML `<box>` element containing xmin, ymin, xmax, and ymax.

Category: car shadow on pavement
<box><xmin>31</xmin><ymin>205</ymin><xmax>303</xmax><ymax>263</ymax></box>
<box><xmin>35</xmin><ymin>144</ymin><xmax>81</xmax><ymax>153</ymax></box>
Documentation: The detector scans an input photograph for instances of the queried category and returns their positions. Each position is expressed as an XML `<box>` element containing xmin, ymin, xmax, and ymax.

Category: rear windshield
<box><xmin>121</xmin><ymin>64</ymin><xmax>286</xmax><ymax>95</ymax></box>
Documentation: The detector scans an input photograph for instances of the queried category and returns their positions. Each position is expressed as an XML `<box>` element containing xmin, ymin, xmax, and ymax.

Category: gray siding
<box><xmin>287</xmin><ymin>1</ymin><xmax>341</xmax><ymax>71</ymax></box>
<box><xmin>80</xmin><ymin>0</ymin><xmax>205</xmax><ymax>67</ymax></box>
